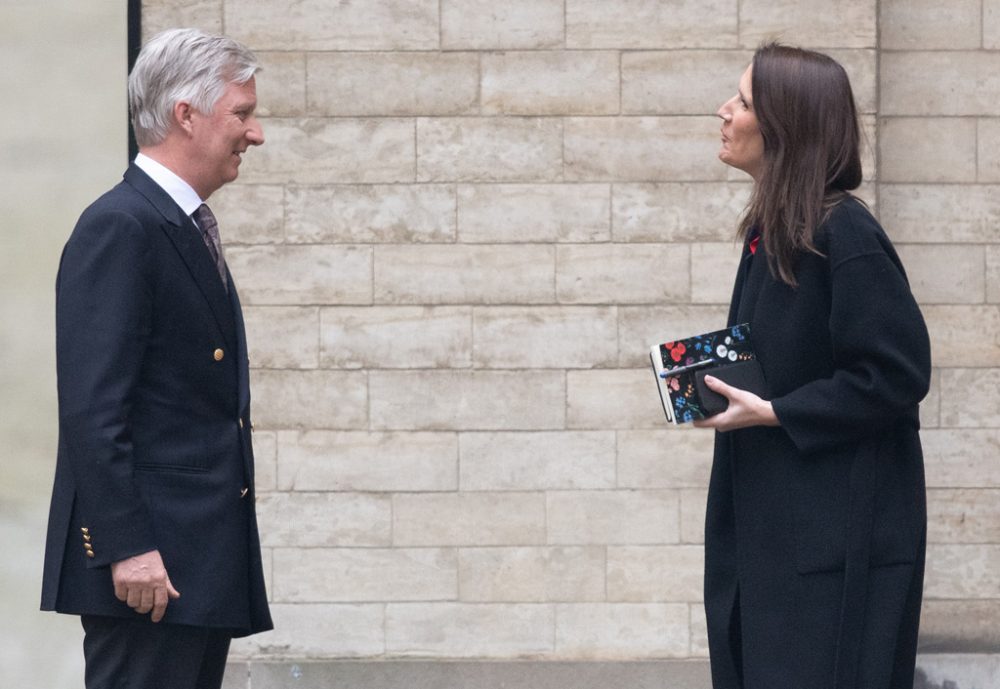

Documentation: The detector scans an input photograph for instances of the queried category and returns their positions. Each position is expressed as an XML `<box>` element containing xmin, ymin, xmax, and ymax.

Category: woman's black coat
<box><xmin>704</xmin><ymin>197</ymin><xmax>931</xmax><ymax>689</ymax></box>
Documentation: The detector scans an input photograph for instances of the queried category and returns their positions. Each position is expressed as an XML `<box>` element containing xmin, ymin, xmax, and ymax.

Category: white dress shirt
<box><xmin>134</xmin><ymin>153</ymin><xmax>204</xmax><ymax>222</ymax></box>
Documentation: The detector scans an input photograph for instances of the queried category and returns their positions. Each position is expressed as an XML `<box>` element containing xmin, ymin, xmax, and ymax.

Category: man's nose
<box><xmin>247</xmin><ymin>118</ymin><xmax>265</xmax><ymax>146</ymax></box>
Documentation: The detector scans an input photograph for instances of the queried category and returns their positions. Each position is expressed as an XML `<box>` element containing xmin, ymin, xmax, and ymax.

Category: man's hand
<box><xmin>111</xmin><ymin>550</ymin><xmax>180</xmax><ymax>623</ymax></box>
<box><xmin>693</xmin><ymin>374</ymin><xmax>780</xmax><ymax>432</ymax></box>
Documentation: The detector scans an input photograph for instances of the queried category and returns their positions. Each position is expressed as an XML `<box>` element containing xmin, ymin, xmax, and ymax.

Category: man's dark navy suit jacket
<box><xmin>41</xmin><ymin>164</ymin><xmax>272</xmax><ymax>636</ymax></box>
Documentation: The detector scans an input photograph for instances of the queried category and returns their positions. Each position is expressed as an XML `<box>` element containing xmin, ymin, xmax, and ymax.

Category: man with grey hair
<box><xmin>41</xmin><ymin>28</ymin><xmax>272</xmax><ymax>689</ymax></box>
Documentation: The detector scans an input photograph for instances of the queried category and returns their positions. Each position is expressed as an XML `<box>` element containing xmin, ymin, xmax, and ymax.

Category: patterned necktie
<box><xmin>193</xmin><ymin>204</ymin><xmax>228</xmax><ymax>291</ymax></box>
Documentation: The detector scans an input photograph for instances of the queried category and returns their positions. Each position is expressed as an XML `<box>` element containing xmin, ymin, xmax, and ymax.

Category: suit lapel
<box><xmin>228</xmin><ymin>271</ymin><xmax>251</xmax><ymax>414</ymax></box>
<box><xmin>124</xmin><ymin>165</ymin><xmax>238</xmax><ymax>352</ymax></box>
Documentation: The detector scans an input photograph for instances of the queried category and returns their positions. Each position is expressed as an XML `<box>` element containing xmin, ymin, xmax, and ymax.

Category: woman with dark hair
<box><xmin>695</xmin><ymin>44</ymin><xmax>931</xmax><ymax>688</ymax></box>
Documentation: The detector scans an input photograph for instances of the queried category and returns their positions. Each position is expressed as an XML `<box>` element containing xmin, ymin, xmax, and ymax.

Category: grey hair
<box><xmin>128</xmin><ymin>28</ymin><xmax>259</xmax><ymax>147</ymax></box>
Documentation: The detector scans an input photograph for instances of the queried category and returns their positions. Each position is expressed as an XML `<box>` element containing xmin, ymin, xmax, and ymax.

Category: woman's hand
<box><xmin>692</xmin><ymin>374</ymin><xmax>780</xmax><ymax>431</ymax></box>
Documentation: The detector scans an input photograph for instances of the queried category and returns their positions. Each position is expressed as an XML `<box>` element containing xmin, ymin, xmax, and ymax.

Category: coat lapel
<box><xmin>123</xmin><ymin>165</ymin><xmax>238</xmax><ymax>352</ymax></box>
<box><xmin>228</xmin><ymin>272</ymin><xmax>251</xmax><ymax>415</ymax></box>
<box><xmin>727</xmin><ymin>236</ymin><xmax>755</xmax><ymax>326</ymax></box>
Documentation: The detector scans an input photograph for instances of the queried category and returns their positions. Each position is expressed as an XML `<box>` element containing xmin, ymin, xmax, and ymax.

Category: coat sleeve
<box><xmin>770</xmin><ymin>211</ymin><xmax>932</xmax><ymax>454</ymax></box>
<box><xmin>56</xmin><ymin>208</ymin><xmax>158</xmax><ymax>567</ymax></box>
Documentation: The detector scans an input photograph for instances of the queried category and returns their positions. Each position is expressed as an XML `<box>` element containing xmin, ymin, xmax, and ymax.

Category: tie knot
<box><xmin>194</xmin><ymin>204</ymin><xmax>219</xmax><ymax>238</ymax></box>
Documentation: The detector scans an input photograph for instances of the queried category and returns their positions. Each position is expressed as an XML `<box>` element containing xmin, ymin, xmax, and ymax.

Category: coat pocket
<box><xmin>792</xmin><ymin>439</ymin><xmax>922</xmax><ymax>574</ymax></box>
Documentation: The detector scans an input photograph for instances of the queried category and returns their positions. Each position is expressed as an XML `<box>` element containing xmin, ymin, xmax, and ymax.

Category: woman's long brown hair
<box><xmin>739</xmin><ymin>43</ymin><xmax>863</xmax><ymax>286</ymax></box>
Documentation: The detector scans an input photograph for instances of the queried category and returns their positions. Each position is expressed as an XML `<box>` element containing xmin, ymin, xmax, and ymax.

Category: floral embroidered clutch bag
<box><xmin>649</xmin><ymin>323</ymin><xmax>765</xmax><ymax>424</ymax></box>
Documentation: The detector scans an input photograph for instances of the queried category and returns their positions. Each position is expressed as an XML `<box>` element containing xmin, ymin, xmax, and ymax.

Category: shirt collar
<box><xmin>134</xmin><ymin>153</ymin><xmax>204</xmax><ymax>218</ymax></box>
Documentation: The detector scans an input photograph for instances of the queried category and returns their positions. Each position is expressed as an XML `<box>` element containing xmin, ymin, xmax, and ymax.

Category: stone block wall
<box><xmin>141</xmin><ymin>0</ymin><xmax>1000</xmax><ymax>665</ymax></box>
<box><xmin>878</xmin><ymin>0</ymin><xmax>1000</xmax><ymax>653</ymax></box>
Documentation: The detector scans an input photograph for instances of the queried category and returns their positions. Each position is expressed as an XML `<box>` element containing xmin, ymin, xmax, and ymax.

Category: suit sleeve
<box><xmin>56</xmin><ymin>209</ymin><xmax>158</xmax><ymax>567</ymax></box>
<box><xmin>770</xmin><ymin>227</ymin><xmax>932</xmax><ymax>455</ymax></box>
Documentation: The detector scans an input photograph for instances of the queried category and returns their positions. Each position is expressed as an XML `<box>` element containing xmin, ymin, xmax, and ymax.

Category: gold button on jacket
<box><xmin>213</xmin><ymin>348</ymin><xmax>224</xmax><ymax>361</ymax></box>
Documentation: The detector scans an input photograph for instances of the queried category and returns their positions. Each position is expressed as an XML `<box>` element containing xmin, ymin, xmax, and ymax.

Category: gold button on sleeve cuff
<box><xmin>213</xmin><ymin>348</ymin><xmax>225</xmax><ymax>361</ymax></box>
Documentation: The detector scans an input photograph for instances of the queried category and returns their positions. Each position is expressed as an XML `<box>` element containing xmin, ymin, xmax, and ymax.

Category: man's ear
<box><xmin>173</xmin><ymin>101</ymin><xmax>195</xmax><ymax>136</ymax></box>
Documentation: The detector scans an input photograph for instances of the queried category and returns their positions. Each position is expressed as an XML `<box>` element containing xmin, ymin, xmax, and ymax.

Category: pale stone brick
<box><xmin>607</xmin><ymin>545</ymin><xmax>704</xmax><ymax>602</ymax></box>
<box><xmin>226</xmin><ymin>245</ymin><xmax>371</xmax><ymax>305</ymax></box>
<box><xmin>880</xmin><ymin>185</ymin><xmax>1000</xmax><ymax>243</ymax></box>
<box><xmin>566</xmin><ymin>0</ymin><xmax>737</xmax><ymax>49</ymax></box>
<box><xmin>225</xmin><ymin>0</ymin><xmax>439</xmax><ymax>50</ymax></box>
<box><xmin>557</xmin><ymin>244</ymin><xmax>690</xmax><ymax>305</ymax></box>
<box><xmin>457</xmin><ymin>184</ymin><xmax>611</xmax><ymax>243</ymax></box>
<box><xmin>739</xmin><ymin>0</ymin><xmax>876</xmax><ymax>48</ymax></box>
<box><xmin>374</xmin><ymin>245</ymin><xmax>555</xmax><ymax>305</ymax></box>
<box><xmin>612</xmin><ymin>183</ymin><xmax>752</xmax><ymax>243</ymax></box>
<box><xmin>988</xmin><ymin>246</ymin><xmax>1000</xmax><ymax>303</ymax></box>
<box><xmin>472</xmin><ymin>306</ymin><xmax>618</xmax><ymax>368</ymax></box>
<box><xmin>229</xmin><ymin>603</ymin><xmax>384</xmax><ymax>658</ymax></box>
<box><xmin>209</xmin><ymin>184</ymin><xmax>283</xmax><ymax>245</ymax></box>
<box><xmin>459</xmin><ymin>547</ymin><xmax>605</xmax><ymax>602</ymax></box>
<box><xmin>622</xmin><ymin>50</ymin><xmax>752</xmax><ymax>115</ymax></box>
<box><xmin>617</xmin><ymin>429</ymin><xmax>714</xmax><ymax>489</ymax></box>
<box><xmin>272</xmin><ymin>548</ymin><xmax>457</xmax><ymax>602</ymax></box>
<box><xmin>619</xmin><ymin>306</ymin><xmax>731</xmax><ymax>368</ymax></box>
<box><xmin>921</xmin><ymin>368</ymin><xmax>941</xmax><ymax>429</ymax></box>
<box><xmin>370</xmin><ymin>371</ymin><xmax>565</xmax><ymax>431</ymax></box>
<box><xmin>567</xmin><ymin>369</ymin><xmax>669</xmax><ymax>430</ymax></box>
<box><xmin>253</xmin><ymin>431</ymin><xmax>277</xmax><ymax>493</ymax></box>
<box><xmin>238</xmin><ymin>118</ymin><xmax>415</xmax><ymax>184</ymax></box>
<box><xmin>920</xmin><ymin>600</ymin><xmax>1000</xmax><ymax>651</ymax></box>
<box><xmin>989</xmin><ymin>0</ymin><xmax>1000</xmax><ymax>49</ymax></box>
<box><xmin>261</xmin><ymin>547</ymin><xmax>273</xmax><ymax>602</ymax></box>
<box><xmin>243</xmin><ymin>306</ymin><xmax>319</xmax><ymax>369</ymax></box>
<box><xmin>922</xmin><ymin>430</ymin><xmax>1000</xmax><ymax>488</ymax></box>
<box><xmin>923</xmin><ymin>306</ymin><xmax>1000</xmax><ymax>368</ymax></box>
<box><xmin>141</xmin><ymin>0</ymin><xmax>221</xmax><ymax>39</ymax></box>
<box><xmin>481</xmin><ymin>51</ymin><xmax>619</xmax><ymax>116</ymax></box>
<box><xmin>307</xmin><ymin>53</ymin><xmax>478</xmax><ymax>117</ymax></box>
<box><xmin>255</xmin><ymin>52</ymin><xmax>306</xmax><ymax>117</ymax></box>
<box><xmin>880</xmin><ymin>0</ymin><xmax>981</xmax><ymax>50</ymax></box>
<box><xmin>924</xmin><ymin>545</ymin><xmax>1000</xmax><ymax>599</ymax></box>
<box><xmin>882</xmin><ymin>52</ymin><xmax>1000</xmax><ymax>116</ymax></box>
<box><xmin>927</xmin><ymin>489</ymin><xmax>1000</xmax><ymax>544</ymax></box>
<box><xmin>564</xmin><ymin>118</ymin><xmax>725</xmax><ymax>182</ymax></box>
<box><xmin>320</xmin><ymin>306</ymin><xmax>472</xmax><ymax>369</ymax></box>
<box><xmin>251</xmin><ymin>370</ymin><xmax>367</xmax><ymax>430</ymax></box>
<box><xmin>879</xmin><ymin>118</ymin><xmax>976</xmax><ymax>184</ymax></box>
<box><xmin>547</xmin><ymin>490</ymin><xmax>680</xmax><ymax>544</ymax></box>
<box><xmin>825</xmin><ymin>50</ymin><xmax>878</xmax><ymax>115</ymax></box>
<box><xmin>386</xmin><ymin>603</ymin><xmax>554</xmax><ymax>656</ymax></box>
<box><xmin>393</xmin><ymin>493</ymin><xmax>546</xmax><ymax>546</ymax></box>
<box><xmin>897</xmin><ymin>246</ymin><xmax>986</xmax><ymax>304</ymax></box>
<box><xmin>277</xmin><ymin>430</ymin><xmax>458</xmax><ymax>492</ymax></box>
<box><xmin>555</xmin><ymin>603</ymin><xmax>689</xmax><ymax>658</ymax></box>
<box><xmin>690</xmin><ymin>604</ymin><xmax>710</xmax><ymax>657</ymax></box>
<box><xmin>941</xmin><ymin>369</ymin><xmax>1000</xmax><ymax>428</ymax></box>
<box><xmin>681</xmin><ymin>489</ymin><xmax>708</xmax><ymax>544</ymax></box>
<box><xmin>691</xmin><ymin>243</ymin><xmax>743</xmax><ymax>304</ymax></box>
<box><xmin>417</xmin><ymin>118</ymin><xmax>563</xmax><ymax>182</ymax></box>
<box><xmin>459</xmin><ymin>431</ymin><xmax>616</xmax><ymax>491</ymax></box>
<box><xmin>441</xmin><ymin>0</ymin><xmax>564</xmax><ymax>49</ymax></box>
<box><xmin>859</xmin><ymin>115</ymin><xmax>877</xmax><ymax>183</ymax></box>
<box><xmin>256</xmin><ymin>492</ymin><xmax>391</xmax><ymax>547</ymax></box>
<box><xmin>978</xmin><ymin>119</ymin><xmax>1000</xmax><ymax>182</ymax></box>
<box><xmin>286</xmin><ymin>185</ymin><xmax>455</xmax><ymax>244</ymax></box>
